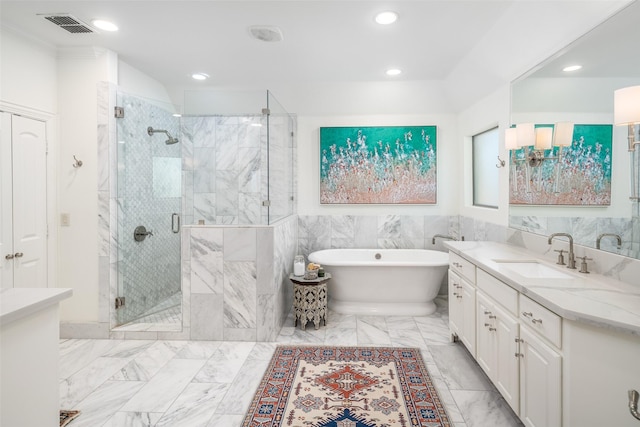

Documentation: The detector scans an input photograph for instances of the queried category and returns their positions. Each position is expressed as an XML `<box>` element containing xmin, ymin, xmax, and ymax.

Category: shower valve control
<box><xmin>134</xmin><ymin>225</ymin><xmax>153</xmax><ymax>242</ymax></box>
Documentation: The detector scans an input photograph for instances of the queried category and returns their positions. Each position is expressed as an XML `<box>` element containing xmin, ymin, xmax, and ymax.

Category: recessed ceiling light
<box><xmin>191</xmin><ymin>73</ymin><xmax>209</xmax><ymax>81</ymax></box>
<box><xmin>91</xmin><ymin>19</ymin><xmax>118</xmax><ymax>32</ymax></box>
<box><xmin>563</xmin><ymin>65</ymin><xmax>582</xmax><ymax>72</ymax></box>
<box><xmin>375</xmin><ymin>11</ymin><xmax>398</xmax><ymax>25</ymax></box>
<box><xmin>386</xmin><ymin>68</ymin><xmax>402</xmax><ymax>76</ymax></box>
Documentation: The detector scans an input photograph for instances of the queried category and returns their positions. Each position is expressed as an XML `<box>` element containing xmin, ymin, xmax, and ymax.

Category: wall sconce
<box><xmin>506</xmin><ymin>122</ymin><xmax>574</xmax><ymax>194</ymax></box>
<box><xmin>614</xmin><ymin>85</ymin><xmax>640</xmax><ymax>200</ymax></box>
<box><xmin>506</xmin><ymin>122</ymin><xmax>572</xmax><ymax>167</ymax></box>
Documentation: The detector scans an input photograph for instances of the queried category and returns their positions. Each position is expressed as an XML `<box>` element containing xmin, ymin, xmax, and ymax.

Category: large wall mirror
<box><xmin>510</xmin><ymin>0</ymin><xmax>640</xmax><ymax>260</ymax></box>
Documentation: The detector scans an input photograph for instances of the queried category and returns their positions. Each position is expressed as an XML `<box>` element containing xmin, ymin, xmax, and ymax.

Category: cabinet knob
<box><xmin>5</xmin><ymin>254</ymin><xmax>14</xmax><ymax>260</ymax></box>
<box><xmin>514</xmin><ymin>352</ymin><xmax>523</xmax><ymax>358</ymax></box>
<box><xmin>488</xmin><ymin>315</ymin><xmax>496</xmax><ymax>319</ymax></box>
<box><xmin>484</xmin><ymin>323</ymin><xmax>492</xmax><ymax>327</ymax></box>
<box><xmin>514</xmin><ymin>338</ymin><xmax>523</xmax><ymax>343</ymax></box>
<box><xmin>14</xmin><ymin>252</ymin><xmax>23</xmax><ymax>258</ymax></box>
<box><xmin>531</xmin><ymin>318</ymin><xmax>543</xmax><ymax>324</ymax></box>
<box><xmin>522</xmin><ymin>311</ymin><xmax>533</xmax><ymax>318</ymax></box>
<box><xmin>489</xmin><ymin>327</ymin><xmax>496</xmax><ymax>331</ymax></box>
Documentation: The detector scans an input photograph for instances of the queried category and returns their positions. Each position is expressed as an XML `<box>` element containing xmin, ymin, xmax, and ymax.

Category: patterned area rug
<box><xmin>60</xmin><ymin>410</ymin><xmax>80</xmax><ymax>426</ymax></box>
<box><xmin>243</xmin><ymin>346</ymin><xmax>451</xmax><ymax>427</ymax></box>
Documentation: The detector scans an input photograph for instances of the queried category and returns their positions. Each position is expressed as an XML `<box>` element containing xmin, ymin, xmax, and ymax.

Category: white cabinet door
<box><xmin>494</xmin><ymin>302</ymin><xmax>519</xmax><ymax>414</ymax></box>
<box><xmin>460</xmin><ymin>278</ymin><xmax>476</xmax><ymax>356</ymax></box>
<box><xmin>448</xmin><ymin>270</ymin><xmax>463</xmax><ymax>336</ymax></box>
<box><xmin>476</xmin><ymin>291</ymin><xmax>520</xmax><ymax>414</ymax></box>
<box><xmin>448</xmin><ymin>270</ymin><xmax>476</xmax><ymax>356</ymax></box>
<box><xmin>476</xmin><ymin>292</ymin><xmax>496</xmax><ymax>377</ymax></box>
<box><xmin>0</xmin><ymin>113</ymin><xmax>47</xmax><ymax>289</ymax></box>
<box><xmin>519</xmin><ymin>326</ymin><xmax>562</xmax><ymax>427</ymax></box>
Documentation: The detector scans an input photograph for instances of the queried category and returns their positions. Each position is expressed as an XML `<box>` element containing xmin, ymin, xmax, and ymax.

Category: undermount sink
<box><xmin>493</xmin><ymin>259</ymin><xmax>573</xmax><ymax>280</ymax></box>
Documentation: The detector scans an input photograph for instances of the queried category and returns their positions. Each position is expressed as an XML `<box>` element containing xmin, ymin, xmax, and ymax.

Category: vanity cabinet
<box><xmin>448</xmin><ymin>252</ymin><xmax>476</xmax><ymax>356</ymax></box>
<box><xmin>454</xmin><ymin>266</ymin><xmax>562</xmax><ymax>426</ymax></box>
<box><xmin>446</xmin><ymin>242</ymin><xmax>640</xmax><ymax>426</ymax></box>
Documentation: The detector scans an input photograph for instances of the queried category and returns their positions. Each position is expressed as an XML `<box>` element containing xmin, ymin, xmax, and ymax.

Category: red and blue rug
<box><xmin>243</xmin><ymin>346</ymin><xmax>451</xmax><ymax>427</ymax></box>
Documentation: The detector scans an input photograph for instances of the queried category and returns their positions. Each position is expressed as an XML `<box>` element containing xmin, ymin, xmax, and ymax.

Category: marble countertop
<box><xmin>444</xmin><ymin>241</ymin><xmax>640</xmax><ymax>337</ymax></box>
<box><xmin>1</xmin><ymin>287</ymin><xmax>73</xmax><ymax>325</ymax></box>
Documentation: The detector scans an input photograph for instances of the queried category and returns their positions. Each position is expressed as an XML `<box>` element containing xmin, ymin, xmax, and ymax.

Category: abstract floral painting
<box><xmin>320</xmin><ymin>126</ymin><xmax>437</xmax><ymax>204</ymax></box>
<box><xmin>509</xmin><ymin>124</ymin><xmax>612</xmax><ymax>205</ymax></box>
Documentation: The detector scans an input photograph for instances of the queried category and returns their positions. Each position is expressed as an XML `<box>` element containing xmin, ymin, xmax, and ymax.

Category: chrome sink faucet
<box><xmin>548</xmin><ymin>233</ymin><xmax>576</xmax><ymax>269</ymax></box>
<box><xmin>596</xmin><ymin>233</ymin><xmax>622</xmax><ymax>250</ymax></box>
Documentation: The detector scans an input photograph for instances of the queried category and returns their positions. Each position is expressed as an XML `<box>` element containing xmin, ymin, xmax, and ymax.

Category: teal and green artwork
<box><xmin>509</xmin><ymin>124</ymin><xmax>612</xmax><ymax>205</ymax></box>
<box><xmin>320</xmin><ymin>126</ymin><xmax>437</xmax><ymax>204</ymax></box>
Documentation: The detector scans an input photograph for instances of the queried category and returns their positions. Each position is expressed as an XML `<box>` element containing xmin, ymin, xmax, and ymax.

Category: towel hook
<box><xmin>496</xmin><ymin>156</ymin><xmax>506</xmax><ymax>168</ymax></box>
<box><xmin>72</xmin><ymin>155</ymin><xmax>83</xmax><ymax>168</ymax></box>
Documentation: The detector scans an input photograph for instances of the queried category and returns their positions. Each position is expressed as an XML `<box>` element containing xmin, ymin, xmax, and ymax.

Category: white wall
<box><xmin>457</xmin><ymin>85</ymin><xmax>511</xmax><ymax>227</ymax></box>
<box><xmin>56</xmin><ymin>48</ymin><xmax>117</xmax><ymax>322</ymax></box>
<box><xmin>0</xmin><ymin>28</ymin><xmax>57</xmax><ymax>114</ymax></box>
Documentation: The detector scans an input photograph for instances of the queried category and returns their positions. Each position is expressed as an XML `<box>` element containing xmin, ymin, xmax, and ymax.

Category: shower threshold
<box><xmin>113</xmin><ymin>293</ymin><xmax>182</xmax><ymax>332</ymax></box>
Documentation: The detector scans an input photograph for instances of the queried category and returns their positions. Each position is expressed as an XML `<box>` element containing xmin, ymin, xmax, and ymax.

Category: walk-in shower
<box><xmin>111</xmin><ymin>89</ymin><xmax>295</xmax><ymax>332</ymax></box>
<box><xmin>147</xmin><ymin>126</ymin><xmax>179</xmax><ymax>145</ymax></box>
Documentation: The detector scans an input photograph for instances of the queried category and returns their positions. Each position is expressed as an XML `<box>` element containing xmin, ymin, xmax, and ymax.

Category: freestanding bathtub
<box><xmin>308</xmin><ymin>248</ymin><xmax>449</xmax><ymax>316</ymax></box>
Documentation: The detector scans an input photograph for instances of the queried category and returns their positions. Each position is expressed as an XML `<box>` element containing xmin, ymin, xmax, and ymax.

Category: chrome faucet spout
<box><xmin>548</xmin><ymin>233</ymin><xmax>576</xmax><ymax>269</ymax></box>
<box><xmin>596</xmin><ymin>233</ymin><xmax>622</xmax><ymax>250</ymax></box>
<box><xmin>432</xmin><ymin>234</ymin><xmax>457</xmax><ymax>245</ymax></box>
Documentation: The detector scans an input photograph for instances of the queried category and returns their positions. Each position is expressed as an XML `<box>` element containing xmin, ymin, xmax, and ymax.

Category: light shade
<box><xmin>614</xmin><ymin>85</ymin><xmax>640</xmax><ymax>125</ymax></box>
<box><xmin>505</xmin><ymin>128</ymin><xmax>518</xmax><ymax>150</ymax></box>
<box><xmin>535</xmin><ymin>127</ymin><xmax>553</xmax><ymax>150</ymax></box>
<box><xmin>553</xmin><ymin>122</ymin><xmax>574</xmax><ymax>147</ymax></box>
<box><xmin>516</xmin><ymin>123</ymin><xmax>535</xmax><ymax>147</ymax></box>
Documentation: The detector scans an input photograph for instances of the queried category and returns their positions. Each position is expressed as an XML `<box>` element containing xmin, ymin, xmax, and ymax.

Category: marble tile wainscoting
<box><xmin>297</xmin><ymin>214</ymin><xmax>462</xmax><ymax>257</ymax></box>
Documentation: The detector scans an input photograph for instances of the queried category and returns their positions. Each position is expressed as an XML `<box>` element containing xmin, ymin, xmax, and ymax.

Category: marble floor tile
<box><xmin>429</xmin><ymin>344</ymin><xmax>494</xmax><ymax>391</ymax></box>
<box><xmin>120</xmin><ymin>359</ymin><xmax>207</xmax><ymax>412</ymax></box>
<box><xmin>60</xmin><ymin>356</ymin><xmax>131</xmax><ymax>407</ymax></box>
<box><xmin>155</xmin><ymin>382</ymin><xmax>231</xmax><ymax>427</ymax></box>
<box><xmin>70</xmin><ymin>380</ymin><xmax>147</xmax><ymax>427</ymax></box>
<box><xmin>60</xmin><ymin>305</ymin><xmax>520</xmax><ymax>427</ymax></box>
<box><xmin>450</xmin><ymin>390</ymin><xmax>524</xmax><ymax>427</ymax></box>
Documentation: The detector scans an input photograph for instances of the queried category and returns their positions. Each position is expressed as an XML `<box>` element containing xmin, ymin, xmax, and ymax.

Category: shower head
<box><xmin>147</xmin><ymin>126</ymin><xmax>179</xmax><ymax>145</ymax></box>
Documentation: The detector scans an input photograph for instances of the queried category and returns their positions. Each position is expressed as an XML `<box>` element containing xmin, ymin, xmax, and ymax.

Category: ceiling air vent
<box><xmin>43</xmin><ymin>14</ymin><xmax>94</xmax><ymax>34</ymax></box>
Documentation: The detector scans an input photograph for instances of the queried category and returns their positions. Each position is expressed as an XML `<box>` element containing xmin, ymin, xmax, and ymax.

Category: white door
<box><xmin>0</xmin><ymin>113</ymin><xmax>47</xmax><ymax>289</ymax></box>
<box><xmin>0</xmin><ymin>113</ymin><xmax>13</xmax><ymax>289</ymax></box>
<box><xmin>494</xmin><ymin>303</ymin><xmax>519</xmax><ymax>414</ymax></box>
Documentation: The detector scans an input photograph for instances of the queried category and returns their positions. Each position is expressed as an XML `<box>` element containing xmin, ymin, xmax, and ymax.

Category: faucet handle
<box><xmin>553</xmin><ymin>249</ymin><xmax>566</xmax><ymax>266</ymax></box>
<box><xmin>576</xmin><ymin>256</ymin><xmax>592</xmax><ymax>274</ymax></box>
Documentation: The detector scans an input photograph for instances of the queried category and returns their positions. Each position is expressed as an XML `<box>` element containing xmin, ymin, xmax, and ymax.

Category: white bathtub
<box><xmin>308</xmin><ymin>248</ymin><xmax>449</xmax><ymax>316</ymax></box>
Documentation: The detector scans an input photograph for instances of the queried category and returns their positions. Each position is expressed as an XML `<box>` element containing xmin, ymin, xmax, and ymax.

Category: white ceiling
<box><xmin>0</xmin><ymin>1</ymin><xmax>635</xmax><ymax>110</ymax></box>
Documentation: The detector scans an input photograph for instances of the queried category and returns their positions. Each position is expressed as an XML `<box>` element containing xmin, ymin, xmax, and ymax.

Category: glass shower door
<box><xmin>116</xmin><ymin>90</ymin><xmax>182</xmax><ymax>328</ymax></box>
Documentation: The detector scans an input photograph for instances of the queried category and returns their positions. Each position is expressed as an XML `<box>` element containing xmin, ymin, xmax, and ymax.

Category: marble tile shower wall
<box><xmin>181</xmin><ymin>115</ymin><xmax>268</xmax><ymax>226</ymax></box>
<box><xmin>183</xmin><ymin>215</ymin><xmax>297</xmax><ymax>342</ymax></box>
<box><xmin>115</xmin><ymin>92</ymin><xmax>182</xmax><ymax>324</ymax></box>
<box><xmin>296</xmin><ymin>215</ymin><xmax>461</xmax><ymax>258</ymax></box>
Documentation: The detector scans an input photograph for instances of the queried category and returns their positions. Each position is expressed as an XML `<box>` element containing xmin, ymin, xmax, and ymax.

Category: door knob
<box><xmin>5</xmin><ymin>254</ymin><xmax>14</xmax><ymax>260</ymax></box>
<box><xmin>14</xmin><ymin>252</ymin><xmax>23</xmax><ymax>258</ymax></box>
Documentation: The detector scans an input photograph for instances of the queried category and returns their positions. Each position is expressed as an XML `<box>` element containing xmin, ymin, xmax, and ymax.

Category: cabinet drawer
<box><xmin>519</xmin><ymin>295</ymin><xmax>562</xmax><ymax>348</ymax></box>
<box><xmin>477</xmin><ymin>269</ymin><xmax>518</xmax><ymax>316</ymax></box>
<box><xmin>450</xmin><ymin>252</ymin><xmax>476</xmax><ymax>284</ymax></box>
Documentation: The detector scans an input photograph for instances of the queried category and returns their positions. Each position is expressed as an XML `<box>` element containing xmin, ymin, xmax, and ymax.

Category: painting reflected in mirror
<box><xmin>509</xmin><ymin>0</ymin><xmax>640</xmax><ymax>259</ymax></box>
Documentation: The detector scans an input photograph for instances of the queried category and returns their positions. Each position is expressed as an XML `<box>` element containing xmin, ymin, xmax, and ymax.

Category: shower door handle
<box><xmin>172</xmin><ymin>213</ymin><xmax>180</xmax><ymax>233</ymax></box>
